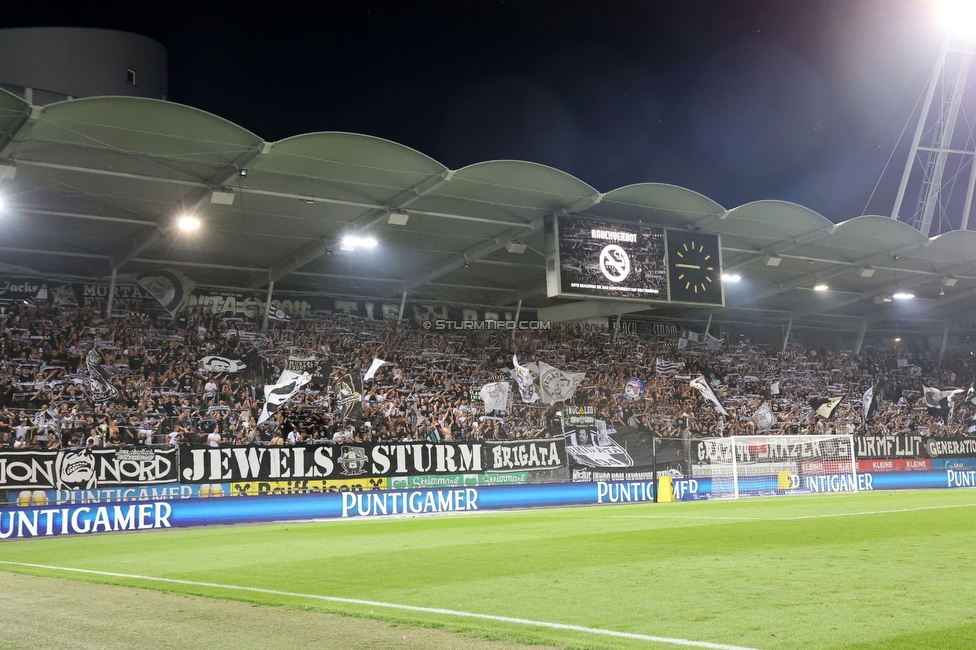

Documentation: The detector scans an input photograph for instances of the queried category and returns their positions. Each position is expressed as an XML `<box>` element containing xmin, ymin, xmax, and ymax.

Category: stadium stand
<box><xmin>2</xmin><ymin>300</ymin><xmax>974</xmax><ymax>452</ymax></box>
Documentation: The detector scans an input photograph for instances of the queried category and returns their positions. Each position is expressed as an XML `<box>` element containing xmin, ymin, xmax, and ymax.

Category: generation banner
<box><xmin>178</xmin><ymin>443</ymin><xmax>486</xmax><ymax>484</ymax></box>
<box><xmin>484</xmin><ymin>439</ymin><xmax>566</xmax><ymax>472</ymax></box>
<box><xmin>0</xmin><ymin>447</ymin><xmax>178</xmax><ymax>490</ymax></box>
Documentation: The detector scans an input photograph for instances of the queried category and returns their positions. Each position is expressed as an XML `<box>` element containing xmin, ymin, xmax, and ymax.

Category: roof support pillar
<box><xmin>397</xmin><ymin>291</ymin><xmax>408</xmax><ymax>323</ymax></box>
<box><xmin>939</xmin><ymin>321</ymin><xmax>950</xmax><ymax>366</ymax></box>
<box><xmin>781</xmin><ymin>317</ymin><xmax>793</xmax><ymax>354</ymax></box>
<box><xmin>704</xmin><ymin>312</ymin><xmax>713</xmax><ymax>338</ymax></box>
<box><xmin>854</xmin><ymin>317</ymin><xmax>868</xmax><ymax>355</ymax></box>
<box><xmin>262</xmin><ymin>280</ymin><xmax>274</xmax><ymax>331</ymax></box>
<box><xmin>105</xmin><ymin>268</ymin><xmax>117</xmax><ymax>318</ymax></box>
<box><xmin>511</xmin><ymin>299</ymin><xmax>522</xmax><ymax>342</ymax></box>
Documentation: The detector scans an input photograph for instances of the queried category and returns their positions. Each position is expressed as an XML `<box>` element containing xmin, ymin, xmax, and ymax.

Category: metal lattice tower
<box><xmin>891</xmin><ymin>36</ymin><xmax>976</xmax><ymax>235</ymax></box>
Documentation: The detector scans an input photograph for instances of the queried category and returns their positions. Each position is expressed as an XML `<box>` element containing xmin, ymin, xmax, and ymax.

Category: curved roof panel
<box><xmin>13</xmin><ymin>97</ymin><xmax>263</xmax><ymax>183</ymax></box>
<box><xmin>250</xmin><ymin>132</ymin><xmax>447</xmax><ymax>206</ymax></box>
<box><xmin>591</xmin><ymin>183</ymin><xmax>725</xmax><ymax>226</ymax></box>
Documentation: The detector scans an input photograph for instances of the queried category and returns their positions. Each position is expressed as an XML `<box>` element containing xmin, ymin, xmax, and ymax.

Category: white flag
<box><xmin>511</xmin><ymin>355</ymin><xmax>539</xmax><ymax>403</ymax></box>
<box><xmin>258</xmin><ymin>369</ymin><xmax>310</xmax><ymax>424</ymax></box>
<box><xmin>480</xmin><ymin>381</ymin><xmax>510</xmax><ymax>412</ymax></box>
<box><xmin>770</xmin><ymin>380</ymin><xmax>780</xmax><ymax>395</ymax></box>
<box><xmin>704</xmin><ymin>333</ymin><xmax>724</xmax><ymax>350</ymax></box>
<box><xmin>752</xmin><ymin>403</ymin><xmax>776</xmax><ymax>430</ymax></box>
<box><xmin>690</xmin><ymin>374</ymin><xmax>728</xmax><ymax>416</ymax></box>
<box><xmin>537</xmin><ymin>361</ymin><xmax>585</xmax><ymax>405</ymax></box>
<box><xmin>363</xmin><ymin>358</ymin><xmax>389</xmax><ymax>382</ymax></box>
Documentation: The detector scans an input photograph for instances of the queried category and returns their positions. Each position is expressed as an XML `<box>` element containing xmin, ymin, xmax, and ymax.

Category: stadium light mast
<box><xmin>891</xmin><ymin>1</ymin><xmax>976</xmax><ymax>235</ymax></box>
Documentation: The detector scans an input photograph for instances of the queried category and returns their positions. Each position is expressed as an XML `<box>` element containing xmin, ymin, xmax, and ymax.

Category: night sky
<box><xmin>0</xmin><ymin>1</ymin><xmax>948</xmax><ymax>221</ymax></box>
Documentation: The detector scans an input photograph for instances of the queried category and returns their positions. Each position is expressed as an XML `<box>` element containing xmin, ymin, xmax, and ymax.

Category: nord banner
<box><xmin>483</xmin><ymin>439</ymin><xmax>566</xmax><ymax>472</ymax></box>
<box><xmin>0</xmin><ymin>447</ymin><xmax>178</xmax><ymax>490</ymax></box>
<box><xmin>178</xmin><ymin>443</ymin><xmax>484</xmax><ymax>483</ymax></box>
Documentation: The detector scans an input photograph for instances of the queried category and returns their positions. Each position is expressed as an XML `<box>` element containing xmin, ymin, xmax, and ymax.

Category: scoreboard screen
<box><xmin>545</xmin><ymin>216</ymin><xmax>724</xmax><ymax>306</ymax></box>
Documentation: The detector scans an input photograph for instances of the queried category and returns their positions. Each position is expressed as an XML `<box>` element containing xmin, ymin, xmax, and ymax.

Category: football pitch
<box><xmin>1</xmin><ymin>489</ymin><xmax>975</xmax><ymax>649</ymax></box>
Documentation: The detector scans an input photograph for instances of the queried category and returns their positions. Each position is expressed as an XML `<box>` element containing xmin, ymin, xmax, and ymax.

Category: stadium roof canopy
<box><xmin>2</xmin><ymin>89</ymin><xmax>976</xmax><ymax>339</ymax></box>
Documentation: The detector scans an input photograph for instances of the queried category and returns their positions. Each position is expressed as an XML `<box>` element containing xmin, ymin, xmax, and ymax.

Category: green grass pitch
<box><xmin>1</xmin><ymin>489</ymin><xmax>975</xmax><ymax>649</ymax></box>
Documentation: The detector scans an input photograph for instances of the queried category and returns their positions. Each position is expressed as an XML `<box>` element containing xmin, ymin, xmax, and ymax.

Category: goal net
<box><xmin>700</xmin><ymin>435</ymin><xmax>857</xmax><ymax>499</ymax></box>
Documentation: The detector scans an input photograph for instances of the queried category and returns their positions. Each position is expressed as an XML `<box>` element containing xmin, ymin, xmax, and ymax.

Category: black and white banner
<box><xmin>136</xmin><ymin>269</ymin><xmax>195</xmax><ymax>316</ymax></box>
<box><xmin>484</xmin><ymin>439</ymin><xmax>566</xmax><ymax>472</ymax></box>
<box><xmin>86</xmin><ymin>348</ymin><xmax>121</xmax><ymax>403</ymax></box>
<box><xmin>201</xmin><ymin>356</ymin><xmax>247</xmax><ymax>373</ymax></box>
<box><xmin>287</xmin><ymin>356</ymin><xmax>318</xmax><ymax>373</ymax></box>
<box><xmin>0</xmin><ymin>447</ymin><xmax>178</xmax><ymax>489</ymax></box>
<box><xmin>178</xmin><ymin>443</ymin><xmax>485</xmax><ymax>483</ymax></box>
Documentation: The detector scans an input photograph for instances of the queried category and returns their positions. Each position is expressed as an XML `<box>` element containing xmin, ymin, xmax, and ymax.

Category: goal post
<box><xmin>699</xmin><ymin>435</ymin><xmax>858</xmax><ymax>499</ymax></box>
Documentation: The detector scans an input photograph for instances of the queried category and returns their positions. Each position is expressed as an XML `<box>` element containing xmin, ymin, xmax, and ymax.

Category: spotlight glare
<box><xmin>937</xmin><ymin>0</ymin><xmax>976</xmax><ymax>38</ymax></box>
<box><xmin>721</xmin><ymin>273</ymin><xmax>741</xmax><ymax>282</ymax></box>
<box><xmin>894</xmin><ymin>337</ymin><xmax>902</xmax><ymax>342</ymax></box>
<box><xmin>892</xmin><ymin>292</ymin><xmax>915</xmax><ymax>300</ymax></box>
<box><xmin>341</xmin><ymin>235</ymin><xmax>378</xmax><ymax>250</ymax></box>
<box><xmin>178</xmin><ymin>215</ymin><xmax>200</xmax><ymax>231</ymax></box>
<box><xmin>813</xmin><ymin>283</ymin><xmax>829</xmax><ymax>291</ymax></box>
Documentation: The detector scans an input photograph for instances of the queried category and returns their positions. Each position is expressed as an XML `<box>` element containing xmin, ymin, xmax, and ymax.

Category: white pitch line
<box><xmin>0</xmin><ymin>560</ymin><xmax>760</xmax><ymax>650</ymax></box>
<box><xmin>613</xmin><ymin>502</ymin><xmax>976</xmax><ymax>522</ymax></box>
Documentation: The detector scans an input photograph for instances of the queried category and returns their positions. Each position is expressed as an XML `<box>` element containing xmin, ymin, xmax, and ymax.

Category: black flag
<box><xmin>331</xmin><ymin>372</ymin><xmax>363</xmax><ymax>423</ymax></box>
<box><xmin>310</xmin><ymin>362</ymin><xmax>332</xmax><ymax>389</ymax></box>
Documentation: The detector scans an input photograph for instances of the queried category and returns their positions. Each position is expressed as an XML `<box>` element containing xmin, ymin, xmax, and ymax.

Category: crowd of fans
<box><xmin>1</xmin><ymin>300</ymin><xmax>975</xmax><ymax>451</ymax></box>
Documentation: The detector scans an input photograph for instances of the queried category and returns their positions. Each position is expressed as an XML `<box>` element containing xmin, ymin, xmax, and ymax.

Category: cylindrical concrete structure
<box><xmin>0</xmin><ymin>27</ymin><xmax>167</xmax><ymax>105</ymax></box>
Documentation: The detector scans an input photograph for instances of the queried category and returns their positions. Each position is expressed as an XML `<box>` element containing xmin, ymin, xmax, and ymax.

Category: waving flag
<box><xmin>363</xmin><ymin>358</ymin><xmax>389</xmax><ymax>382</ymax></box>
<box><xmin>258</xmin><ymin>369</ymin><xmax>310</xmax><ymax>424</ymax></box>
<box><xmin>85</xmin><ymin>349</ymin><xmax>121</xmax><ymax>403</ymax></box>
<box><xmin>537</xmin><ymin>362</ymin><xmax>585</xmax><ymax>405</ymax></box>
<box><xmin>480</xmin><ymin>381</ymin><xmax>510</xmax><ymax>413</ymax></box>
<box><xmin>511</xmin><ymin>355</ymin><xmax>539</xmax><ymax>403</ymax></box>
<box><xmin>690</xmin><ymin>375</ymin><xmax>728</xmax><ymax>416</ymax></box>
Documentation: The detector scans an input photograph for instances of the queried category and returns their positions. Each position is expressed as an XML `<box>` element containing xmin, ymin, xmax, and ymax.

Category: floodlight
<box><xmin>941</xmin><ymin>277</ymin><xmax>958</xmax><ymax>287</ymax></box>
<box><xmin>858</xmin><ymin>267</ymin><xmax>875</xmax><ymax>278</ymax></box>
<box><xmin>937</xmin><ymin>0</ymin><xmax>976</xmax><ymax>38</ymax></box>
<box><xmin>341</xmin><ymin>235</ymin><xmax>378</xmax><ymax>250</ymax></box>
<box><xmin>764</xmin><ymin>255</ymin><xmax>782</xmax><ymax>267</ymax></box>
<box><xmin>894</xmin><ymin>337</ymin><xmax>902</xmax><ymax>342</ymax></box>
<box><xmin>721</xmin><ymin>273</ymin><xmax>741</xmax><ymax>282</ymax></box>
<box><xmin>0</xmin><ymin>193</ymin><xmax>5</xmax><ymax>213</ymax></box>
<box><xmin>874</xmin><ymin>294</ymin><xmax>893</xmax><ymax>304</ymax></box>
<box><xmin>506</xmin><ymin>239</ymin><xmax>527</xmax><ymax>254</ymax></box>
<box><xmin>813</xmin><ymin>283</ymin><xmax>829</xmax><ymax>291</ymax></box>
<box><xmin>893</xmin><ymin>292</ymin><xmax>915</xmax><ymax>300</ymax></box>
<box><xmin>0</xmin><ymin>163</ymin><xmax>15</xmax><ymax>180</ymax></box>
<box><xmin>178</xmin><ymin>215</ymin><xmax>200</xmax><ymax>231</ymax></box>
